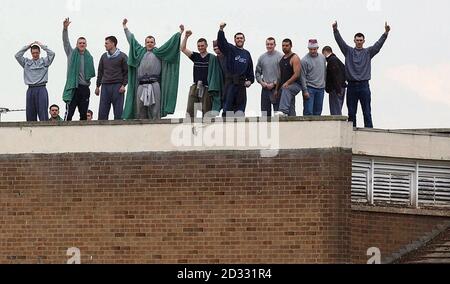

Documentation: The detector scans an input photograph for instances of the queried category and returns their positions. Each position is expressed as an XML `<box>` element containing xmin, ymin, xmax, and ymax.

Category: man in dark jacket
<box><xmin>322</xmin><ymin>46</ymin><xmax>346</xmax><ymax>115</ymax></box>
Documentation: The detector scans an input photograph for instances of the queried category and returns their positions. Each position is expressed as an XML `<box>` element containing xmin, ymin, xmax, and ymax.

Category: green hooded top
<box><xmin>122</xmin><ymin>32</ymin><xmax>181</xmax><ymax>119</ymax></box>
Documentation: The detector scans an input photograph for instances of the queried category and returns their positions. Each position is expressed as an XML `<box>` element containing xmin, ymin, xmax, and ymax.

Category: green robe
<box><xmin>207</xmin><ymin>54</ymin><xmax>224</xmax><ymax>112</ymax></box>
<box><xmin>122</xmin><ymin>32</ymin><xmax>181</xmax><ymax>119</ymax></box>
<box><xmin>62</xmin><ymin>49</ymin><xmax>95</xmax><ymax>104</ymax></box>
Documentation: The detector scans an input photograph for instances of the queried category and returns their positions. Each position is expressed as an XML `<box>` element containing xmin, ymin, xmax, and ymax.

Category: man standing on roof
<box><xmin>333</xmin><ymin>21</ymin><xmax>391</xmax><ymax>128</ymax></box>
<box><xmin>217</xmin><ymin>22</ymin><xmax>254</xmax><ymax>117</ymax></box>
<box><xmin>122</xmin><ymin>19</ymin><xmax>183</xmax><ymax>120</ymax></box>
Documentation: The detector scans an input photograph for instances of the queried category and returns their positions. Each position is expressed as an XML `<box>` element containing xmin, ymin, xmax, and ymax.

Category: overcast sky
<box><xmin>1</xmin><ymin>0</ymin><xmax>449</xmax><ymax>129</ymax></box>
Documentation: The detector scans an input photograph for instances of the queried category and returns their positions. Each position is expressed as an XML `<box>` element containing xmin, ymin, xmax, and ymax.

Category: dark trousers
<box><xmin>261</xmin><ymin>88</ymin><xmax>280</xmax><ymax>117</ymax></box>
<box><xmin>26</xmin><ymin>85</ymin><xmax>49</xmax><ymax>121</ymax></box>
<box><xmin>329</xmin><ymin>88</ymin><xmax>346</xmax><ymax>116</ymax></box>
<box><xmin>347</xmin><ymin>81</ymin><xmax>373</xmax><ymax>128</ymax></box>
<box><xmin>222</xmin><ymin>84</ymin><xmax>247</xmax><ymax>117</ymax></box>
<box><xmin>66</xmin><ymin>85</ymin><xmax>90</xmax><ymax>121</ymax></box>
<box><xmin>98</xmin><ymin>83</ymin><xmax>124</xmax><ymax>120</ymax></box>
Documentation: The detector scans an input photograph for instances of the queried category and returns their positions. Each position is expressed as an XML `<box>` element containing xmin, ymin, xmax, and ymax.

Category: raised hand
<box><xmin>385</xmin><ymin>22</ymin><xmax>391</xmax><ymax>34</ymax></box>
<box><xmin>179</xmin><ymin>24</ymin><xmax>185</xmax><ymax>33</ymax></box>
<box><xmin>123</xmin><ymin>18</ymin><xmax>128</xmax><ymax>28</ymax></box>
<box><xmin>220</xmin><ymin>22</ymin><xmax>227</xmax><ymax>30</ymax></box>
<box><xmin>185</xmin><ymin>30</ymin><xmax>192</xmax><ymax>37</ymax></box>
<box><xmin>63</xmin><ymin>18</ymin><xmax>71</xmax><ymax>30</ymax></box>
<box><xmin>332</xmin><ymin>21</ymin><xmax>338</xmax><ymax>30</ymax></box>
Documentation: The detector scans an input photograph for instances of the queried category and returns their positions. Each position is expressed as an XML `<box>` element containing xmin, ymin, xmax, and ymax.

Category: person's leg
<box><xmin>279</xmin><ymin>87</ymin><xmax>293</xmax><ymax>115</ymax></box>
<box><xmin>66</xmin><ymin>88</ymin><xmax>78</xmax><ymax>121</ymax></box>
<box><xmin>234</xmin><ymin>86</ymin><xmax>247</xmax><ymax>116</ymax></box>
<box><xmin>186</xmin><ymin>84</ymin><xmax>198</xmax><ymax>118</ymax></box>
<box><xmin>26</xmin><ymin>88</ymin><xmax>37</xmax><ymax>122</ymax></box>
<box><xmin>98</xmin><ymin>84</ymin><xmax>112</xmax><ymax>120</ymax></box>
<box><xmin>150</xmin><ymin>83</ymin><xmax>161</xmax><ymax>120</ymax></box>
<box><xmin>360</xmin><ymin>83</ymin><xmax>373</xmax><ymax>128</ymax></box>
<box><xmin>272</xmin><ymin>89</ymin><xmax>281</xmax><ymax>114</ymax></box>
<box><xmin>329</xmin><ymin>90</ymin><xmax>340</xmax><ymax>116</ymax></box>
<box><xmin>288</xmin><ymin>83</ymin><xmax>301</xmax><ymax>116</ymax></box>
<box><xmin>111</xmin><ymin>83</ymin><xmax>124</xmax><ymax>120</ymax></box>
<box><xmin>346</xmin><ymin>85</ymin><xmax>358</xmax><ymax>127</ymax></box>
<box><xmin>303</xmin><ymin>87</ymin><xmax>314</xmax><ymax>116</ymax></box>
<box><xmin>77</xmin><ymin>85</ymin><xmax>90</xmax><ymax>121</ymax></box>
<box><xmin>261</xmin><ymin>88</ymin><xmax>272</xmax><ymax>117</ymax></box>
<box><xmin>312</xmin><ymin>88</ymin><xmax>325</xmax><ymax>116</ymax></box>
<box><xmin>202</xmin><ymin>87</ymin><xmax>212</xmax><ymax>118</ymax></box>
<box><xmin>36</xmin><ymin>86</ymin><xmax>49</xmax><ymax>121</ymax></box>
<box><xmin>222</xmin><ymin>84</ymin><xmax>236</xmax><ymax>117</ymax></box>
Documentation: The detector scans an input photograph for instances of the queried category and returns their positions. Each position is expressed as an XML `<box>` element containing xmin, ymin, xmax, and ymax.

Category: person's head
<box><xmin>197</xmin><ymin>38</ymin><xmax>208</xmax><ymax>54</ymax></box>
<box><xmin>212</xmin><ymin>40</ymin><xmax>222</xmax><ymax>56</ymax></box>
<box><xmin>266</xmin><ymin>37</ymin><xmax>276</xmax><ymax>53</ymax></box>
<box><xmin>282</xmin><ymin>38</ymin><xmax>293</xmax><ymax>55</ymax></box>
<box><xmin>105</xmin><ymin>36</ymin><xmax>118</xmax><ymax>52</ymax></box>
<box><xmin>308</xmin><ymin>39</ymin><xmax>319</xmax><ymax>57</ymax></box>
<box><xmin>87</xmin><ymin>110</ymin><xmax>93</xmax><ymax>121</ymax></box>
<box><xmin>234</xmin><ymin>32</ymin><xmax>245</xmax><ymax>48</ymax></box>
<box><xmin>76</xmin><ymin>37</ymin><xmax>87</xmax><ymax>53</ymax></box>
<box><xmin>354</xmin><ymin>33</ymin><xmax>365</xmax><ymax>49</ymax></box>
<box><xmin>30</xmin><ymin>45</ymin><xmax>41</xmax><ymax>60</ymax></box>
<box><xmin>322</xmin><ymin>46</ymin><xmax>333</xmax><ymax>58</ymax></box>
<box><xmin>145</xmin><ymin>36</ymin><xmax>156</xmax><ymax>51</ymax></box>
<box><xmin>49</xmin><ymin>104</ymin><xmax>60</xmax><ymax>119</ymax></box>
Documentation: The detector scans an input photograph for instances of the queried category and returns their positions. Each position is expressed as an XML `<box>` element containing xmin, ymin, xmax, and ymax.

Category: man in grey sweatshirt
<box><xmin>255</xmin><ymin>37</ymin><xmax>283</xmax><ymax>117</ymax></box>
<box><xmin>95</xmin><ymin>36</ymin><xmax>128</xmax><ymax>120</ymax></box>
<box><xmin>15</xmin><ymin>42</ymin><xmax>55</xmax><ymax>121</ymax></box>
<box><xmin>333</xmin><ymin>21</ymin><xmax>391</xmax><ymax>128</ymax></box>
<box><xmin>301</xmin><ymin>39</ymin><xmax>327</xmax><ymax>116</ymax></box>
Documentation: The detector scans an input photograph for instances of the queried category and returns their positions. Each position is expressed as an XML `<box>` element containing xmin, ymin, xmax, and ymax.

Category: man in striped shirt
<box><xmin>181</xmin><ymin>30</ymin><xmax>212</xmax><ymax>118</ymax></box>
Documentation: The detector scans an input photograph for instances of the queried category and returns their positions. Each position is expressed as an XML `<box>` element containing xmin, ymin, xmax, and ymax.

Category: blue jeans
<box><xmin>347</xmin><ymin>81</ymin><xmax>373</xmax><ymax>128</ymax></box>
<box><xmin>261</xmin><ymin>88</ymin><xmax>280</xmax><ymax>117</ymax></box>
<box><xmin>303</xmin><ymin>87</ymin><xmax>325</xmax><ymax>116</ymax></box>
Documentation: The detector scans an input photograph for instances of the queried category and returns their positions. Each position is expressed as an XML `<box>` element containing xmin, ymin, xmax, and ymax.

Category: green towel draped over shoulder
<box><xmin>122</xmin><ymin>32</ymin><xmax>181</xmax><ymax>119</ymax></box>
<box><xmin>62</xmin><ymin>50</ymin><xmax>95</xmax><ymax>103</ymax></box>
<box><xmin>207</xmin><ymin>54</ymin><xmax>224</xmax><ymax>112</ymax></box>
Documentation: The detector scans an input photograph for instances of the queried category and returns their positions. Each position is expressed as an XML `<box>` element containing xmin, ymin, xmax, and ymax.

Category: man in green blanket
<box><xmin>62</xmin><ymin>18</ymin><xmax>96</xmax><ymax>121</ymax></box>
<box><xmin>122</xmin><ymin>19</ymin><xmax>183</xmax><ymax>120</ymax></box>
<box><xmin>181</xmin><ymin>29</ymin><xmax>223</xmax><ymax>118</ymax></box>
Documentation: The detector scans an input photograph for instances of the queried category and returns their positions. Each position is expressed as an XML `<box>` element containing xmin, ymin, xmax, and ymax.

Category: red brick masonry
<box><xmin>0</xmin><ymin>149</ymin><xmax>448</xmax><ymax>263</ymax></box>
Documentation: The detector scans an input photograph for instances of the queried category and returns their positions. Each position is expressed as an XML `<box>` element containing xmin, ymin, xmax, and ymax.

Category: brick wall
<box><xmin>350</xmin><ymin>211</ymin><xmax>450</xmax><ymax>263</ymax></box>
<box><xmin>0</xmin><ymin>149</ymin><xmax>352</xmax><ymax>264</ymax></box>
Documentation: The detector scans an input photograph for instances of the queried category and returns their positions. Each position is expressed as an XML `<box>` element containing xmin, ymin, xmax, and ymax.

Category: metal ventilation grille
<box><xmin>418</xmin><ymin>165</ymin><xmax>450</xmax><ymax>207</ymax></box>
<box><xmin>373</xmin><ymin>162</ymin><xmax>415</xmax><ymax>205</ymax></box>
<box><xmin>352</xmin><ymin>160</ymin><xmax>370</xmax><ymax>202</ymax></box>
<box><xmin>373</xmin><ymin>172</ymin><xmax>412</xmax><ymax>204</ymax></box>
<box><xmin>352</xmin><ymin>157</ymin><xmax>450</xmax><ymax>209</ymax></box>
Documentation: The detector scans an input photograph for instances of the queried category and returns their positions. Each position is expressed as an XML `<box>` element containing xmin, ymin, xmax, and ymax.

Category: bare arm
<box><xmin>181</xmin><ymin>30</ymin><xmax>193</xmax><ymax>58</ymax></box>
